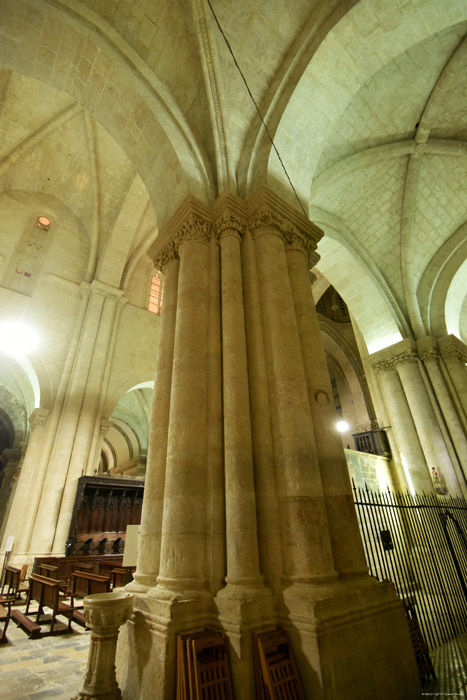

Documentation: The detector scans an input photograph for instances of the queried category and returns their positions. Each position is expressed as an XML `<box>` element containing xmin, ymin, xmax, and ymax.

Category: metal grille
<box><xmin>352</xmin><ymin>482</ymin><xmax>467</xmax><ymax>650</ymax></box>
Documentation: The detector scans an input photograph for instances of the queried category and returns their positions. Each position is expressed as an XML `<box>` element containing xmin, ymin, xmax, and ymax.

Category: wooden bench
<box><xmin>0</xmin><ymin>601</ymin><xmax>11</xmax><ymax>643</ymax></box>
<box><xmin>34</xmin><ymin>555</ymin><xmax>124</xmax><ymax>587</ymax></box>
<box><xmin>68</xmin><ymin>571</ymin><xmax>111</xmax><ymax>627</ymax></box>
<box><xmin>37</xmin><ymin>563</ymin><xmax>59</xmax><ymax>579</ymax></box>
<box><xmin>11</xmin><ymin>574</ymin><xmax>73</xmax><ymax>638</ymax></box>
<box><xmin>110</xmin><ymin>567</ymin><xmax>127</xmax><ymax>589</ymax></box>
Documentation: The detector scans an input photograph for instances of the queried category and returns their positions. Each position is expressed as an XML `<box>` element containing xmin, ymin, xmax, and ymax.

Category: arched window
<box><xmin>148</xmin><ymin>271</ymin><xmax>164</xmax><ymax>315</ymax></box>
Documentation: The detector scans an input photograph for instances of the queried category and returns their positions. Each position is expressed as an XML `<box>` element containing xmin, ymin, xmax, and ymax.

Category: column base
<box><xmin>116</xmin><ymin>588</ymin><xmax>217</xmax><ymax>700</ymax></box>
<box><xmin>280</xmin><ymin>578</ymin><xmax>421</xmax><ymax>699</ymax></box>
<box><xmin>116</xmin><ymin>580</ymin><xmax>420</xmax><ymax>700</ymax></box>
<box><xmin>215</xmin><ymin>581</ymin><xmax>276</xmax><ymax>700</ymax></box>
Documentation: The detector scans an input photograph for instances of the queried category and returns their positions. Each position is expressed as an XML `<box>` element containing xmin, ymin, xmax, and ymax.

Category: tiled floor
<box><xmin>1</xmin><ymin>609</ymin><xmax>467</xmax><ymax>699</ymax></box>
<box><xmin>0</xmin><ymin>616</ymin><xmax>89</xmax><ymax>700</ymax></box>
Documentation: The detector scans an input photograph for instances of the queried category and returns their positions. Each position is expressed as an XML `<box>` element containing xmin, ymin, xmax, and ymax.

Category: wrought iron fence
<box><xmin>352</xmin><ymin>482</ymin><xmax>467</xmax><ymax>650</ymax></box>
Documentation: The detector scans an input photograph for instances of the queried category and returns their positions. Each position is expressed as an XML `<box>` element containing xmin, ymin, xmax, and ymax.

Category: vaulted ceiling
<box><xmin>0</xmin><ymin>0</ymin><xmax>466</xmax><ymax>354</ymax></box>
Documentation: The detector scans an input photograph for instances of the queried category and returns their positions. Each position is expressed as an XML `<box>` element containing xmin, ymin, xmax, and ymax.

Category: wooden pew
<box><xmin>110</xmin><ymin>567</ymin><xmax>127</xmax><ymax>589</ymax></box>
<box><xmin>69</xmin><ymin>571</ymin><xmax>111</xmax><ymax>627</ymax></box>
<box><xmin>11</xmin><ymin>574</ymin><xmax>73</xmax><ymax>638</ymax></box>
<box><xmin>37</xmin><ymin>563</ymin><xmax>59</xmax><ymax>579</ymax></box>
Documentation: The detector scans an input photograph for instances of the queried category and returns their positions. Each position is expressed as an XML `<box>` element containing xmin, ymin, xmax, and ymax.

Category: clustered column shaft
<box><xmin>218</xmin><ymin>217</ymin><xmax>261</xmax><ymax>586</ymax></box>
<box><xmin>156</xmin><ymin>233</ymin><xmax>211</xmax><ymax>592</ymax></box>
<box><xmin>135</xmin><ymin>190</ymin><xmax>377</xmax><ymax>601</ymax></box>
<box><xmin>286</xmin><ymin>246</ymin><xmax>368</xmax><ymax>577</ymax></box>
<box><xmin>133</xmin><ymin>258</ymin><xmax>179</xmax><ymax>589</ymax></box>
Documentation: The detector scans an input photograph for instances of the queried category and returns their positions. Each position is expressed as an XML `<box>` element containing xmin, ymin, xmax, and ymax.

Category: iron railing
<box><xmin>352</xmin><ymin>482</ymin><xmax>467</xmax><ymax>650</ymax></box>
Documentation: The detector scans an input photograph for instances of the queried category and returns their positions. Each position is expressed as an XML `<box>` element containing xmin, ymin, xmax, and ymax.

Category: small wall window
<box><xmin>148</xmin><ymin>271</ymin><xmax>164</xmax><ymax>315</ymax></box>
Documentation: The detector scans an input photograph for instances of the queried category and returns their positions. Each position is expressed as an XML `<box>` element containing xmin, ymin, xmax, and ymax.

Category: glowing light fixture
<box><xmin>336</xmin><ymin>420</ymin><xmax>349</xmax><ymax>433</ymax></box>
<box><xmin>0</xmin><ymin>321</ymin><xmax>39</xmax><ymax>357</ymax></box>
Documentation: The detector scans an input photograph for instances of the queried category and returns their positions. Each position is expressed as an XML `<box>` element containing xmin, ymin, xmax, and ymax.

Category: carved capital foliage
<box><xmin>441</xmin><ymin>347</ymin><xmax>467</xmax><ymax>365</ymax></box>
<box><xmin>153</xmin><ymin>241</ymin><xmax>179</xmax><ymax>271</ymax></box>
<box><xmin>176</xmin><ymin>213</ymin><xmax>211</xmax><ymax>248</ymax></box>
<box><xmin>372</xmin><ymin>359</ymin><xmax>396</xmax><ymax>374</ymax></box>
<box><xmin>213</xmin><ymin>212</ymin><xmax>246</xmax><ymax>241</ymax></box>
<box><xmin>419</xmin><ymin>347</ymin><xmax>439</xmax><ymax>364</ymax></box>
<box><xmin>155</xmin><ymin>213</ymin><xmax>211</xmax><ymax>267</ymax></box>
<box><xmin>249</xmin><ymin>207</ymin><xmax>316</xmax><ymax>265</ymax></box>
<box><xmin>393</xmin><ymin>349</ymin><xmax>419</xmax><ymax>367</ymax></box>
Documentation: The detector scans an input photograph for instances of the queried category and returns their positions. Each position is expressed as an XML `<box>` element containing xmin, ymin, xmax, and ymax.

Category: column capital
<box><xmin>417</xmin><ymin>336</ymin><xmax>440</xmax><ymax>364</ymax></box>
<box><xmin>247</xmin><ymin>187</ymin><xmax>322</xmax><ymax>268</ymax></box>
<box><xmin>81</xmin><ymin>280</ymin><xmax>126</xmax><ymax>304</ymax></box>
<box><xmin>370</xmin><ymin>338</ymin><xmax>418</xmax><ymax>371</ymax></box>
<box><xmin>372</xmin><ymin>358</ymin><xmax>396</xmax><ymax>375</ymax></box>
<box><xmin>438</xmin><ymin>335</ymin><xmax>467</xmax><ymax>364</ymax></box>
<box><xmin>29</xmin><ymin>407</ymin><xmax>49</xmax><ymax>431</ymax></box>
<box><xmin>212</xmin><ymin>193</ymin><xmax>247</xmax><ymax>242</ymax></box>
<box><xmin>149</xmin><ymin>197</ymin><xmax>212</xmax><ymax>270</ymax></box>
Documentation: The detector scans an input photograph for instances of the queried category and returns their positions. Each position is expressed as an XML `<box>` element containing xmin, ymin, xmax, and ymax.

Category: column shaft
<box><xmin>253</xmin><ymin>227</ymin><xmax>335</xmax><ymax>583</ymax></box>
<box><xmin>419</xmin><ymin>344</ymin><xmax>467</xmax><ymax>496</ymax></box>
<box><xmin>157</xmin><ymin>238</ymin><xmax>210</xmax><ymax>591</ymax></box>
<box><xmin>242</xmin><ymin>229</ymin><xmax>283</xmax><ymax>592</ymax></box>
<box><xmin>219</xmin><ymin>229</ymin><xmax>260</xmax><ymax>585</ymax></box>
<box><xmin>207</xmin><ymin>237</ymin><xmax>224</xmax><ymax>593</ymax></box>
<box><xmin>376</xmin><ymin>365</ymin><xmax>433</xmax><ymax>492</ymax></box>
<box><xmin>132</xmin><ymin>259</ymin><xmax>179</xmax><ymax>590</ymax></box>
<box><xmin>438</xmin><ymin>338</ymin><xmax>467</xmax><ymax>428</ymax></box>
<box><xmin>397</xmin><ymin>358</ymin><xmax>462</xmax><ymax>495</ymax></box>
<box><xmin>286</xmin><ymin>247</ymin><xmax>368</xmax><ymax>577</ymax></box>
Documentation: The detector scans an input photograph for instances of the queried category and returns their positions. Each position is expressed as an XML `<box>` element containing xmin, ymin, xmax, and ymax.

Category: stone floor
<box><xmin>0</xmin><ymin>616</ymin><xmax>89</xmax><ymax>700</ymax></box>
<box><xmin>1</xmin><ymin>610</ymin><xmax>467</xmax><ymax>699</ymax></box>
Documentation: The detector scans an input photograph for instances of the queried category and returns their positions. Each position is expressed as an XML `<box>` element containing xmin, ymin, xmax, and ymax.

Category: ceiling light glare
<box><xmin>336</xmin><ymin>420</ymin><xmax>349</xmax><ymax>433</ymax></box>
<box><xmin>0</xmin><ymin>321</ymin><xmax>39</xmax><ymax>357</ymax></box>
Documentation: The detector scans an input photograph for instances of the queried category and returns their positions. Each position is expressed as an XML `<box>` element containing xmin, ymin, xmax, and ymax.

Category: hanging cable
<box><xmin>205</xmin><ymin>0</ymin><xmax>308</xmax><ymax>218</ymax></box>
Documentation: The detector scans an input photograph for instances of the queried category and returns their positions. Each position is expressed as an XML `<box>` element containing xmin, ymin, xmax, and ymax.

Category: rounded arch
<box><xmin>102</xmin><ymin>380</ymin><xmax>154</xmax><ymax>475</ymax></box>
<box><xmin>418</xmin><ymin>222</ymin><xmax>467</xmax><ymax>339</ymax></box>
<box><xmin>315</xmin><ymin>231</ymin><xmax>404</xmax><ymax>354</ymax></box>
<box><xmin>0</xmin><ymin>0</ymin><xmax>213</xmax><ymax>227</ymax></box>
<box><xmin>104</xmin><ymin>374</ymin><xmax>155</xmax><ymax>419</ymax></box>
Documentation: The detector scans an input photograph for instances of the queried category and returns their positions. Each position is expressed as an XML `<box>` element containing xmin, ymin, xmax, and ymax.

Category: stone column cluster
<box><xmin>121</xmin><ymin>190</ymin><xmax>421</xmax><ymax>700</ymax></box>
<box><xmin>371</xmin><ymin>337</ymin><xmax>467</xmax><ymax>497</ymax></box>
<box><xmin>131</xmin><ymin>190</ymin><xmax>369</xmax><ymax>606</ymax></box>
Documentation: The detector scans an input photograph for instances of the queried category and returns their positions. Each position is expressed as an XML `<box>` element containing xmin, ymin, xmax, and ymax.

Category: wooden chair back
<box><xmin>1</xmin><ymin>566</ymin><xmax>20</xmax><ymax>597</ymax></box>
<box><xmin>253</xmin><ymin>629</ymin><xmax>305</xmax><ymax>700</ymax></box>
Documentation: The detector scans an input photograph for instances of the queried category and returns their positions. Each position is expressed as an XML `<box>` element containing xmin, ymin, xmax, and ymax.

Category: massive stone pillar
<box><xmin>28</xmin><ymin>281</ymin><xmax>126</xmax><ymax>556</ymax></box>
<box><xmin>118</xmin><ymin>190</ymin><xmax>419</xmax><ymax>700</ymax></box>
